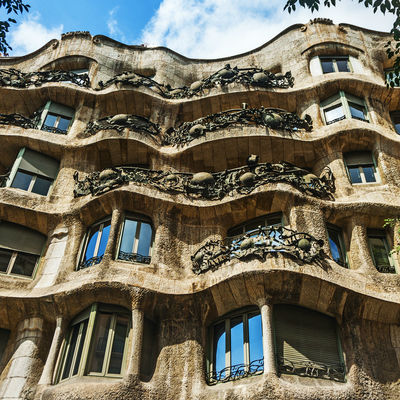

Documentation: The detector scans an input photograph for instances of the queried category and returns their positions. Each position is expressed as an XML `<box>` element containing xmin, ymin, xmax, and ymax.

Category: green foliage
<box><xmin>284</xmin><ymin>0</ymin><xmax>400</xmax><ymax>86</ymax></box>
<box><xmin>384</xmin><ymin>217</ymin><xmax>400</xmax><ymax>253</ymax></box>
<box><xmin>0</xmin><ymin>0</ymin><xmax>30</xmax><ymax>56</ymax></box>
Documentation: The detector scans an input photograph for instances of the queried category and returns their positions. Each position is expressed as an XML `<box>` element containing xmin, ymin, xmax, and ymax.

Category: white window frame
<box><xmin>343</xmin><ymin>151</ymin><xmax>380</xmax><ymax>185</ymax></box>
<box><xmin>319</xmin><ymin>56</ymin><xmax>352</xmax><ymax>74</ymax></box>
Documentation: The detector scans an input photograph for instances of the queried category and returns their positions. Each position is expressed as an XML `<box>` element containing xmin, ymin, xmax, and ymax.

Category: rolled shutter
<box><xmin>48</xmin><ymin>102</ymin><xmax>75</xmax><ymax>118</ymax></box>
<box><xmin>274</xmin><ymin>304</ymin><xmax>342</xmax><ymax>369</ymax></box>
<box><xmin>18</xmin><ymin>148</ymin><xmax>59</xmax><ymax>179</ymax></box>
<box><xmin>343</xmin><ymin>152</ymin><xmax>373</xmax><ymax>166</ymax></box>
<box><xmin>0</xmin><ymin>221</ymin><xmax>46</xmax><ymax>255</ymax></box>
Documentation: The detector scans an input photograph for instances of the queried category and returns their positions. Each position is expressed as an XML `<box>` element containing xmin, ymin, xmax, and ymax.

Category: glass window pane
<box><xmin>119</xmin><ymin>219</ymin><xmax>138</xmax><ymax>254</ymax></box>
<box><xmin>369</xmin><ymin>237</ymin><xmax>392</xmax><ymax>270</ymax></box>
<box><xmin>348</xmin><ymin>166</ymin><xmax>362</xmax><ymax>183</ymax></box>
<box><xmin>328</xmin><ymin>229</ymin><xmax>346</xmax><ymax>266</ymax></box>
<box><xmin>395</xmin><ymin>123</ymin><xmax>400</xmax><ymax>134</ymax></box>
<box><xmin>72</xmin><ymin>320</ymin><xmax>88</xmax><ymax>376</ymax></box>
<box><xmin>88</xmin><ymin>313</ymin><xmax>112</xmax><ymax>373</ymax></box>
<box><xmin>85</xmin><ymin>229</ymin><xmax>99</xmax><ymax>261</ymax></box>
<box><xmin>11</xmin><ymin>170</ymin><xmax>33</xmax><ymax>191</ymax></box>
<box><xmin>230</xmin><ymin>316</ymin><xmax>244</xmax><ymax>374</ymax></box>
<box><xmin>248</xmin><ymin>313</ymin><xmax>263</xmax><ymax>371</ymax></box>
<box><xmin>31</xmin><ymin>175</ymin><xmax>52</xmax><ymax>196</ymax></box>
<box><xmin>321</xmin><ymin>60</ymin><xmax>335</xmax><ymax>74</ymax></box>
<box><xmin>349</xmin><ymin>102</ymin><xmax>367</xmax><ymax>120</ymax></box>
<box><xmin>97</xmin><ymin>222</ymin><xmax>111</xmax><ymax>257</ymax></box>
<box><xmin>107</xmin><ymin>318</ymin><xmax>128</xmax><ymax>374</ymax></box>
<box><xmin>325</xmin><ymin>105</ymin><xmax>345</xmax><ymax>124</ymax></box>
<box><xmin>213</xmin><ymin>322</ymin><xmax>226</xmax><ymax>379</ymax></box>
<box><xmin>336</xmin><ymin>59</ymin><xmax>350</xmax><ymax>72</ymax></box>
<box><xmin>137</xmin><ymin>222</ymin><xmax>152</xmax><ymax>257</ymax></box>
<box><xmin>0</xmin><ymin>248</ymin><xmax>12</xmax><ymax>273</ymax></box>
<box><xmin>11</xmin><ymin>252</ymin><xmax>37</xmax><ymax>277</ymax></box>
<box><xmin>62</xmin><ymin>323</ymin><xmax>81</xmax><ymax>380</ymax></box>
<box><xmin>57</xmin><ymin>117</ymin><xmax>71</xmax><ymax>133</ymax></box>
<box><xmin>362</xmin><ymin>165</ymin><xmax>376</xmax><ymax>183</ymax></box>
<box><xmin>44</xmin><ymin>114</ymin><xmax>57</xmax><ymax>128</ymax></box>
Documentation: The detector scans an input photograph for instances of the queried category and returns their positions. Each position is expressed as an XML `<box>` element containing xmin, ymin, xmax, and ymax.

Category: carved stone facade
<box><xmin>0</xmin><ymin>20</ymin><xmax>398</xmax><ymax>400</ymax></box>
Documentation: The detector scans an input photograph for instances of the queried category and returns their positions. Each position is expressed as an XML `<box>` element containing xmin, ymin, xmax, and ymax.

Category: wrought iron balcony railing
<box><xmin>117</xmin><ymin>251</ymin><xmax>151</xmax><ymax>264</ymax></box>
<box><xmin>192</xmin><ymin>225</ymin><xmax>324</xmax><ymax>274</ymax></box>
<box><xmin>77</xmin><ymin>255</ymin><xmax>103</xmax><ymax>270</ymax></box>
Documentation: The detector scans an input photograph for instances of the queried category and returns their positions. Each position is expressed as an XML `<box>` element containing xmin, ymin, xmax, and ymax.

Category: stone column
<box><xmin>103</xmin><ymin>208</ymin><xmax>122</xmax><ymax>261</ymax></box>
<box><xmin>125</xmin><ymin>307</ymin><xmax>144</xmax><ymax>376</ymax></box>
<box><xmin>258</xmin><ymin>301</ymin><xmax>276</xmax><ymax>375</ymax></box>
<box><xmin>0</xmin><ymin>317</ymin><xmax>43</xmax><ymax>400</ymax></box>
<box><xmin>38</xmin><ymin>317</ymin><xmax>64</xmax><ymax>386</ymax></box>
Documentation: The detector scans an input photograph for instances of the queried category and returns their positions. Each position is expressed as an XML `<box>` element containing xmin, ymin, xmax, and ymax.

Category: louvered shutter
<box><xmin>274</xmin><ymin>305</ymin><xmax>342</xmax><ymax>370</ymax></box>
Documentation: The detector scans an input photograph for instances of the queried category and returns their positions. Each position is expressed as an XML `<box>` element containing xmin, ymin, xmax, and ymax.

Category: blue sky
<box><xmin>1</xmin><ymin>0</ymin><xmax>396</xmax><ymax>59</ymax></box>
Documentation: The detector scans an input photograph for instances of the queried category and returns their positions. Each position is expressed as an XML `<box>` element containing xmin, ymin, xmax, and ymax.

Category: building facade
<box><xmin>0</xmin><ymin>18</ymin><xmax>399</xmax><ymax>400</ymax></box>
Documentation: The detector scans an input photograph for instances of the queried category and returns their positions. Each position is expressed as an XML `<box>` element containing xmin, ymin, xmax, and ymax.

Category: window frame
<box><xmin>6</xmin><ymin>148</ymin><xmax>59</xmax><ymax>197</ymax></box>
<box><xmin>36</xmin><ymin>101</ymin><xmax>75</xmax><ymax>135</ymax></box>
<box><xmin>319</xmin><ymin>56</ymin><xmax>352</xmax><ymax>74</ymax></box>
<box><xmin>207</xmin><ymin>306</ymin><xmax>264</xmax><ymax>384</ymax></box>
<box><xmin>116</xmin><ymin>213</ymin><xmax>154</xmax><ymax>264</ymax></box>
<box><xmin>367</xmin><ymin>229</ymin><xmax>396</xmax><ymax>274</ymax></box>
<box><xmin>55</xmin><ymin>303</ymin><xmax>132</xmax><ymax>383</ymax></box>
<box><xmin>326</xmin><ymin>223</ymin><xmax>348</xmax><ymax>268</ymax></box>
<box><xmin>343</xmin><ymin>151</ymin><xmax>380</xmax><ymax>185</ymax></box>
<box><xmin>0</xmin><ymin>248</ymin><xmax>40</xmax><ymax>279</ymax></box>
<box><xmin>77</xmin><ymin>217</ymin><xmax>112</xmax><ymax>270</ymax></box>
<box><xmin>390</xmin><ymin>111</ymin><xmax>400</xmax><ymax>134</ymax></box>
<box><xmin>321</xmin><ymin>91</ymin><xmax>369</xmax><ymax>125</ymax></box>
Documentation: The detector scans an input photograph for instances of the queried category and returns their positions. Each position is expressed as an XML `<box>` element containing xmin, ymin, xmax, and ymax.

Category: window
<box><xmin>367</xmin><ymin>229</ymin><xmax>396</xmax><ymax>273</ymax></box>
<box><xmin>319</xmin><ymin>56</ymin><xmax>351</xmax><ymax>74</ymax></box>
<box><xmin>0</xmin><ymin>328</ymin><xmax>10</xmax><ymax>365</ymax></box>
<box><xmin>273</xmin><ymin>304</ymin><xmax>345</xmax><ymax>382</ymax></box>
<box><xmin>6</xmin><ymin>148</ymin><xmax>59</xmax><ymax>196</ymax></box>
<box><xmin>385</xmin><ymin>68</ymin><xmax>400</xmax><ymax>87</ymax></box>
<box><xmin>327</xmin><ymin>224</ymin><xmax>348</xmax><ymax>268</ymax></box>
<box><xmin>78</xmin><ymin>217</ymin><xmax>111</xmax><ymax>270</ymax></box>
<box><xmin>208</xmin><ymin>308</ymin><xmax>263</xmax><ymax>384</ymax></box>
<box><xmin>227</xmin><ymin>213</ymin><xmax>282</xmax><ymax>238</ymax></box>
<box><xmin>117</xmin><ymin>215</ymin><xmax>153</xmax><ymax>264</ymax></box>
<box><xmin>343</xmin><ymin>152</ymin><xmax>379</xmax><ymax>184</ymax></box>
<box><xmin>0</xmin><ymin>221</ymin><xmax>46</xmax><ymax>278</ymax></box>
<box><xmin>55</xmin><ymin>303</ymin><xmax>131</xmax><ymax>382</ymax></box>
<box><xmin>35</xmin><ymin>101</ymin><xmax>74</xmax><ymax>134</ymax></box>
<box><xmin>390</xmin><ymin>111</ymin><xmax>400</xmax><ymax>134</ymax></box>
<box><xmin>321</xmin><ymin>91</ymin><xmax>368</xmax><ymax>125</ymax></box>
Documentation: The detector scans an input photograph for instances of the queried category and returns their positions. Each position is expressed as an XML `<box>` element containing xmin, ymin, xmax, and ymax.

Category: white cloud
<box><xmin>8</xmin><ymin>12</ymin><xmax>63</xmax><ymax>56</ymax></box>
<box><xmin>141</xmin><ymin>0</ymin><xmax>395</xmax><ymax>59</ymax></box>
<box><xmin>107</xmin><ymin>6</ymin><xmax>126</xmax><ymax>42</ymax></box>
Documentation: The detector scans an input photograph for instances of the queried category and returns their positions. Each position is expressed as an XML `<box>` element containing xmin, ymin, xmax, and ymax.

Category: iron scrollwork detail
<box><xmin>117</xmin><ymin>251</ymin><xmax>151</xmax><ymax>264</ymax></box>
<box><xmin>78</xmin><ymin>255</ymin><xmax>103</xmax><ymax>270</ymax></box>
<box><xmin>73</xmin><ymin>155</ymin><xmax>335</xmax><ymax>200</ymax></box>
<box><xmin>207</xmin><ymin>358</ymin><xmax>264</xmax><ymax>385</ymax></box>
<box><xmin>163</xmin><ymin>106</ymin><xmax>312</xmax><ymax>146</ymax></box>
<box><xmin>0</xmin><ymin>113</ymin><xmax>36</xmax><ymax>129</ymax></box>
<box><xmin>277</xmin><ymin>356</ymin><xmax>346</xmax><ymax>382</ymax></box>
<box><xmin>191</xmin><ymin>225</ymin><xmax>324</xmax><ymax>274</ymax></box>
<box><xmin>83</xmin><ymin>113</ymin><xmax>160</xmax><ymax>138</ymax></box>
<box><xmin>0</xmin><ymin>68</ymin><xmax>90</xmax><ymax>88</ymax></box>
<box><xmin>98</xmin><ymin>64</ymin><xmax>294</xmax><ymax>98</ymax></box>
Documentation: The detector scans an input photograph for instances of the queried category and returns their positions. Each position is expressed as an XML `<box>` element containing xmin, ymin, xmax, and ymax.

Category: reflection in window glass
<box><xmin>336</xmin><ymin>59</ymin><xmax>350</xmax><ymax>72</ymax></box>
<box><xmin>348</xmin><ymin>166</ymin><xmax>362</xmax><ymax>184</ymax></box>
<box><xmin>368</xmin><ymin>232</ymin><xmax>395</xmax><ymax>273</ymax></box>
<box><xmin>89</xmin><ymin>313</ymin><xmax>112</xmax><ymax>373</ymax></box>
<box><xmin>230</xmin><ymin>316</ymin><xmax>244</xmax><ymax>375</ymax></box>
<box><xmin>108</xmin><ymin>317</ymin><xmax>129</xmax><ymax>374</ymax></box>
<box><xmin>44</xmin><ymin>114</ymin><xmax>57</xmax><ymax>127</ymax></box>
<box><xmin>0</xmin><ymin>249</ymin><xmax>13</xmax><ymax>273</ymax></box>
<box><xmin>11</xmin><ymin>252</ymin><xmax>37</xmax><ymax>276</ymax></box>
<box><xmin>349</xmin><ymin>102</ymin><xmax>366</xmax><ymax>120</ymax></box>
<box><xmin>362</xmin><ymin>166</ymin><xmax>376</xmax><ymax>183</ymax></box>
<box><xmin>327</xmin><ymin>225</ymin><xmax>347</xmax><ymax>267</ymax></box>
<box><xmin>321</xmin><ymin>60</ymin><xmax>334</xmax><ymax>74</ymax></box>
<box><xmin>248</xmin><ymin>313</ymin><xmax>263</xmax><ymax>370</ymax></box>
<box><xmin>31</xmin><ymin>176</ymin><xmax>53</xmax><ymax>196</ymax></box>
<box><xmin>325</xmin><ymin>105</ymin><xmax>345</xmax><ymax>124</ymax></box>
<box><xmin>213</xmin><ymin>322</ymin><xmax>226</xmax><ymax>380</ymax></box>
<box><xmin>11</xmin><ymin>171</ymin><xmax>33</xmax><ymax>191</ymax></box>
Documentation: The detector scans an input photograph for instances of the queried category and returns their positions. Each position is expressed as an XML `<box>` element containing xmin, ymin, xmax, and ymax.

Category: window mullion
<box><xmin>27</xmin><ymin>175</ymin><xmax>36</xmax><ymax>192</ymax></box>
<box><xmin>225</xmin><ymin>319</ymin><xmax>231</xmax><ymax>375</ymax></box>
<box><xmin>7</xmin><ymin>252</ymin><xmax>17</xmax><ymax>274</ymax></box>
<box><xmin>340</xmin><ymin>91</ymin><xmax>351</xmax><ymax>119</ymax></box>
<box><xmin>69</xmin><ymin>322</ymin><xmax>84</xmax><ymax>378</ymax></box>
<box><xmin>359</xmin><ymin>167</ymin><xmax>366</xmax><ymax>184</ymax></box>
<box><xmin>133</xmin><ymin>222</ymin><xmax>141</xmax><ymax>254</ymax></box>
<box><xmin>78</xmin><ymin>304</ymin><xmax>98</xmax><ymax>376</ymax></box>
<box><xmin>93</xmin><ymin>223</ymin><xmax>103</xmax><ymax>257</ymax></box>
<box><xmin>103</xmin><ymin>314</ymin><xmax>117</xmax><ymax>376</ymax></box>
<box><xmin>58</xmin><ymin>330</ymin><xmax>72</xmax><ymax>381</ymax></box>
<box><xmin>243</xmin><ymin>313</ymin><xmax>249</xmax><ymax>373</ymax></box>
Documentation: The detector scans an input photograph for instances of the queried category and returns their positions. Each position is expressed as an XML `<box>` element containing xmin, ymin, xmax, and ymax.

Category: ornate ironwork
<box><xmin>117</xmin><ymin>251</ymin><xmax>151</xmax><ymax>264</ymax></box>
<box><xmin>192</xmin><ymin>225</ymin><xmax>324</xmax><ymax>274</ymax></box>
<box><xmin>277</xmin><ymin>356</ymin><xmax>345</xmax><ymax>382</ymax></box>
<box><xmin>78</xmin><ymin>255</ymin><xmax>103</xmax><ymax>270</ymax></box>
<box><xmin>0</xmin><ymin>68</ymin><xmax>90</xmax><ymax>88</ymax></box>
<box><xmin>163</xmin><ymin>106</ymin><xmax>312</xmax><ymax>146</ymax></box>
<box><xmin>326</xmin><ymin>115</ymin><xmax>345</xmax><ymax>125</ymax></box>
<box><xmin>98</xmin><ymin>64</ymin><xmax>294</xmax><ymax>98</ymax></box>
<box><xmin>207</xmin><ymin>358</ymin><xmax>264</xmax><ymax>385</ymax></box>
<box><xmin>73</xmin><ymin>155</ymin><xmax>335</xmax><ymax>200</ymax></box>
<box><xmin>84</xmin><ymin>114</ymin><xmax>160</xmax><ymax>138</ymax></box>
<box><xmin>0</xmin><ymin>113</ymin><xmax>35</xmax><ymax>129</ymax></box>
<box><xmin>41</xmin><ymin>124</ymin><xmax>68</xmax><ymax>135</ymax></box>
<box><xmin>375</xmin><ymin>264</ymin><xmax>396</xmax><ymax>274</ymax></box>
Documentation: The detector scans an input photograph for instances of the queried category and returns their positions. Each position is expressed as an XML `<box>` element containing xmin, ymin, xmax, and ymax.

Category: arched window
<box><xmin>78</xmin><ymin>217</ymin><xmax>111</xmax><ymax>270</ymax></box>
<box><xmin>55</xmin><ymin>303</ymin><xmax>131</xmax><ymax>382</ymax></box>
<box><xmin>273</xmin><ymin>304</ymin><xmax>345</xmax><ymax>382</ymax></box>
<box><xmin>0</xmin><ymin>221</ymin><xmax>46</xmax><ymax>278</ymax></box>
<box><xmin>207</xmin><ymin>307</ymin><xmax>263</xmax><ymax>384</ymax></box>
<box><xmin>117</xmin><ymin>214</ymin><xmax>153</xmax><ymax>264</ymax></box>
